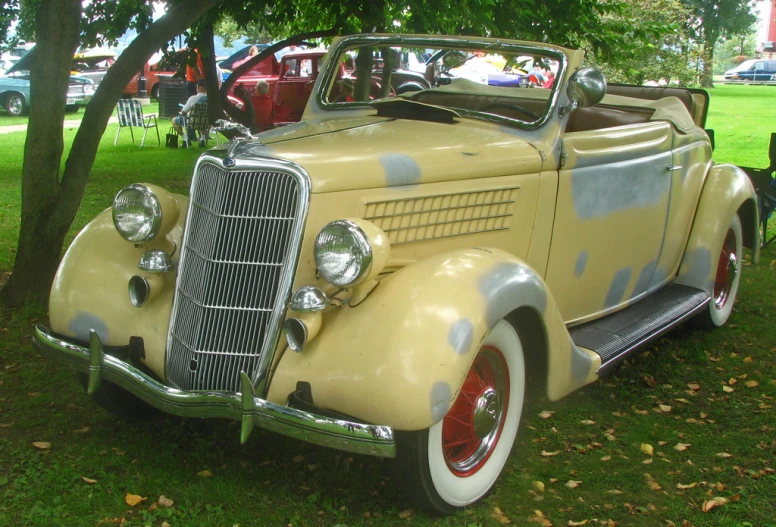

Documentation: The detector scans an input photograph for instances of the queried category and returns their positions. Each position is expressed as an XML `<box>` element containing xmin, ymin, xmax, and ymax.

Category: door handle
<box><xmin>667</xmin><ymin>165</ymin><xmax>683</xmax><ymax>171</ymax></box>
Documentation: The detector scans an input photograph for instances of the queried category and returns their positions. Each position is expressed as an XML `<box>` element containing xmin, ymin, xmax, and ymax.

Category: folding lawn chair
<box><xmin>114</xmin><ymin>99</ymin><xmax>160</xmax><ymax>147</ymax></box>
<box><xmin>186</xmin><ymin>101</ymin><xmax>221</xmax><ymax>147</ymax></box>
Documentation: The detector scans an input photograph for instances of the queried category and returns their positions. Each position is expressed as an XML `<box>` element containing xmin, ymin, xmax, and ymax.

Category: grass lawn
<box><xmin>0</xmin><ymin>84</ymin><xmax>775</xmax><ymax>527</ymax></box>
<box><xmin>0</xmin><ymin>100</ymin><xmax>160</xmax><ymax>126</ymax></box>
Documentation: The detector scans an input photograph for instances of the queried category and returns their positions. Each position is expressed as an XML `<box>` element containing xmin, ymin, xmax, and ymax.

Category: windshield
<box><xmin>319</xmin><ymin>37</ymin><xmax>566</xmax><ymax>128</ymax></box>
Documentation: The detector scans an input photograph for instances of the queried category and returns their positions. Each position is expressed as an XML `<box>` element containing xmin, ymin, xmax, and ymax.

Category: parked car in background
<box><xmin>219</xmin><ymin>44</ymin><xmax>271</xmax><ymax>74</ymax></box>
<box><xmin>0</xmin><ymin>47</ymin><xmax>94</xmax><ymax>116</ymax></box>
<box><xmin>35</xmin><ymin>33</ymin><xmax>759</xmax><ymax>515</ymax></box>
<box><xmin>724</xmin><ymin>59</ymin><xmax>776</xmax><ymax>81</ymax></box>
<box><xmin>72</xmin><ymin>48</ymin><xmax>117</xmax><ymax>88</ymax></box>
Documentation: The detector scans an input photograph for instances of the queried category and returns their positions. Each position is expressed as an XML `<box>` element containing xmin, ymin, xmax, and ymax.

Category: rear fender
<box><xmin>267</xmin><ymin>248</ymin><xmax>600</xmax><ymax>431</ymax></box>
<box><xmin>676</xmin><ymin>164</ymin><xmax>759</xmax><ymax>293</ymax></box>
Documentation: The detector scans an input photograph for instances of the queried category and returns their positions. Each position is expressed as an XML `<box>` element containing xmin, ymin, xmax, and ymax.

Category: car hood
<box><xmin>229</xmin><ymin>115</ymin><xmax>544</xmax><ymax>193</ymax></box>
<box><xmin>6</xmin><ymin>46</ymin><xmax>35</xmax><ymax>74</ymax></box>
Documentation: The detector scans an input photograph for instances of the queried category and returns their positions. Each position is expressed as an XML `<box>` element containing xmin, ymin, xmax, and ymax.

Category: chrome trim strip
<box><xmin>166</xmin><ymin>154</ymin><xmax>311</xmax><ymax>396</ymax></box>
<box><xmin>595</xmin><ymin>297</ymin><xmax>710</xmax><ymax>375</ymax></box>
<box><xmin>33</xmin><ymin>325</ymin><xmax>396</xmax><ymax>458</ymax></box>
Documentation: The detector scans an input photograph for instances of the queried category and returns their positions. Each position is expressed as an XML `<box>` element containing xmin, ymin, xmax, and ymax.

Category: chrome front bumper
<box><xmin>32</xmin><ymin>325</ymin><xmax>396</xmax><ymax>458</ymax></box>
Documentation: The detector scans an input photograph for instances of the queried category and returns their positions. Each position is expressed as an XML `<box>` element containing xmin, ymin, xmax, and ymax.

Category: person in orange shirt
<box><xmin>185</xmin><ymin>49</ymin><xmax>205</xmax><ymax>97</ymax></box>
<box><xmin>251</xmin><ymin>80</ymin><xmax>274</xmax><ymax>131</ymax></box>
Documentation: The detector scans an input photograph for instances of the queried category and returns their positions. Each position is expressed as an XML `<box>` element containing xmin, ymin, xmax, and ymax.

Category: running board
<box><xmin>569</xmin><ymin>284</ymin><xmax>710</xmax><ymax>375</ymax></box>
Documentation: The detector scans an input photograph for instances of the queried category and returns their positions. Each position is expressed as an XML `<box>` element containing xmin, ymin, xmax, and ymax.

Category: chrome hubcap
<box><xmin>9</xmin><ymin>96</ymin><xmax>22</xmax><ymax>115</ymax></box>
<box><xmin>472</xmin><ymin>388</ymin><xmax>500</xmax><ymax>439</ymax></box>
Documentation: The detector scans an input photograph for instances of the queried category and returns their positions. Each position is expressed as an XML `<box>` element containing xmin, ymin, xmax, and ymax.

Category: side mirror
<box><xmin>560</xmin><ymin>67</ymin><xmax>606</xmax><ymax>117</ymax></box>
<box><xmin>442</xmin><ymin>51</ymin><xmax>467</xmax><ymax>71</ymax></box>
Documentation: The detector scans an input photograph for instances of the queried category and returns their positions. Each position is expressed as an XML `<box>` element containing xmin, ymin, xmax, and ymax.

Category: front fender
<box><xmin>267</xmin><ymin>248</ymin><xmax>600</xmax><ymax>431</ymax></box>
<box><xmin>49</xmin><ymin>195</ymin><xmax>189</xmax><ymax>381</ymax></box>
<box><xmin>675</xmin><ymin>164</ymin><xmax>758</xmax><ymax>294</ymax></box>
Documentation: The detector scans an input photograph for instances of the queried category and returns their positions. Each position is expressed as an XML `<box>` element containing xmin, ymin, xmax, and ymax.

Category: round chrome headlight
<box><xmin>314</xmin><ymin>220</ymin><xmax>373</xmax><ymax>287</ymax></box>
<box><xmin>112</xmin><ymin>184</ymin><xmax>162</xmax><ymax>242</ymax></box>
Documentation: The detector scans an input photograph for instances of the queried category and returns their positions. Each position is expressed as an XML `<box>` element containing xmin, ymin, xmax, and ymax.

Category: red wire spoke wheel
<box><xmin>442</xmin><ymin>347</ymin><xmax>510</xmax><ymax>476</ymax></box>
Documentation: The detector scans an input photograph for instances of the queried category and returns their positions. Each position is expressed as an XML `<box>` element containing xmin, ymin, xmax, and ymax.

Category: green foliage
<box><xmin>0</xmin><ymin>0</ymin><xmax>20</xmax><ymax>46</ymax></box>
<box><xmin>585</xmin><ymin>0</ymin><xmax>700</xmax><ymax>85</ymax></box>
<box><xmin>680</xmin><ymin>0</ymin><xmax>758</xmax><ymax>85</ymax></box>
<box><xmin>714</xmin><ymin>32</ymin><xmax>759</xmax><ymax>74</ymax></box>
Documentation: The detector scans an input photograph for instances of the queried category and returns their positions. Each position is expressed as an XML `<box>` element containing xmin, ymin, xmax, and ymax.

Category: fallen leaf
<box><xmin>743</xmin><ymin>356</ymin><xmax>753</xmax><ymax>363</ymax></box>
<box><xmin>674</xmin><ymin>443</ymin><xmax>691</xmax><ymax>452</ymax></box>
<box><xmin>642</xmin><ymin>458</ymin><xmax>654</xmax><ymax>464</ymax></box>
<box><xmin>158</xmin><ymin>495</ymin><xmax>174</xmax><ymax>508</ymax></box>
<box><xmin>31</xmin><ymin>442</ymin><xmax>51</xmax><ymax>450</ymax></box>
<box><xmin>715</xmin><ymin>453</ymin><xmax>733</xmax><ymax>458</ymax></box>
<box><xmin>676</xmin><ymin>482</ymin><xmax>697</xmax><ymax>489</ymax></box>
<box><xmin>565</xmin><ymin>480</ymin><xmax>582</xmax><ymax>489</ymax></box>
<box><xmin>539</xmin><ymin>411</ymin><xmax>555</xmax><ymax>419</ymax></box>
<box><xmin>549</xmin><ymin>478</ymin><xmax>559</xmax><ymax>484</ymax></box>
<box><xmin>579</xmin><ymin>420</ymin><xmax>596</xmax><ymax>425</ymax></box>
<box><xmin>125</xmin><ymin>493</ymin><xmax>146</xmax><ymax>507</ymax></box>
<box><xmin>73</xmin><ymin>427</ymin><xmax>90</xmax><ymax>434</ymax></box>
<box><xmin>600</xmin><ymin>455</ymin><xmax>612</xmax><ymax>461</ymax></box>
<box><xmin>607</xmin><ymin>489</ymin><xmax>623</xmax><ymax>495</ymax></box>
<box><xmin>398</xmin><ymin>509</ymin><xmax>413</xmax><ymax>519</ymax></box>
<box><xmin>730</xmin><ymin>493</ymin><xmax>741</xmax><ymax>503</ymax></box>
<box><xmin>491</xmin><ymin>507</ymin><xmax>511</xmax><ymax>524</ymax></box>
<box><xmin>532</xmin><ymin>481</ymin><xmax>545</xmax><ymax>493</ymax></box>
<box><xmin>541</xmin><ymin>450</ymin><xmax>561</xmax><ymax>457</ymax></box>
<box><xmin>658</xmin><ymin>405</ymin><xmax>672</xmax><ymax>413</ymax></box>
<box><xmin>197</xmin><ymin>469</ymin><xmax>214</xmax><ymax>477</ymax></box>
<box><xmin>745</xmin><ymin>380</ymin><xmax>759</xmax><ymax>388</ymax></box>
<box><xmin>529</xmin><ymin>510</ymin><xmax>553</xmax><ymax>526</ymax></box>
<box><xmin>658</xmin><ymin>441</ymin><xmax>668</xmax><ymax>446</ymax></box>
<box><xmin>722</xmin><ymin>386</ymin><xmax>734</xmax><ymax>393</ymax></box>
<box><xmin>147</xmin><ymin>503</ymin><xmax>158</xmax><ymax>511</ymax></box>
<box><xmin>701</xmin><ymin>496</ymin><xmax>729</xmax><ymax>512</ymax></box>
<box><xmin>640</xmin><ymin>443</ymin><xmax>654</xmax><ymax>456</ymax></box>
<box><xmin>81</xmin><ymin>476</ymin><xmax>97</xmax><ymax>485</ymax></box>
<box><xmin>292</xmin><ymin>455</ymin><xmax>305</xmax><ymax>463</ymax></box>
<box><xmin>728</xmin><ymin>378</ymin><xmax>737</xmax><ymax>385</ymax></box>
<box><xmin>568</xmin><ymin>520</ymin><xmax>589</xmax><ymax>526</ymax></box>
<box><xmin>162</xmin><ymin>522</ymin><xmax>171</xmax><ymax>527</ymax></box>
<box><xmin>687</xmin><ymin>383</ymin><xmax>701</xmax><ymax>391</ymax></box>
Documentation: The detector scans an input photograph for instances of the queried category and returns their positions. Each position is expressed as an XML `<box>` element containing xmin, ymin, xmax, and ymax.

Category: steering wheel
<box><xmin>481</xmin><ymin>102</ymin><xmax>540</xmax><ymax>121</ymax></box>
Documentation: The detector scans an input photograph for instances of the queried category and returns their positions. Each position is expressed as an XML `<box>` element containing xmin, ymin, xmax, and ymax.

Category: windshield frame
<box><xmin>315</xmin><ymin>34</ymin><xmax>569</xmax><ymax>131</ymax></box>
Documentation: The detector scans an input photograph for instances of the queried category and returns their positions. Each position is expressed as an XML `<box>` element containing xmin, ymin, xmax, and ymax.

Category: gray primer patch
<box><xmin>430</xmin><ymin>381</ymin><xmax>452</xmax><ymax>423</ymax></box>
<box><xmin>380</xmin><ymin>154</ymin><xmax>422</xmax><ymax>187</ymax></box>
<box><xmin>648</xmin><ymin>265</ymin><xmax>668</xmax><ymax>291</ymax></box>
<box><xmin>570</xmin><ymin>343</ymin><xmax>594</xmax><ymax>383</ymax></box>
<box><xmin>68</xmin><ymin>311</ymin><xmax>109</xmax><ymax>343</ymax></box>
<box><xmin>480</xmin><ymin>262</ymin><xmax>548</xmax><ymax>327</ymax></box>
<box><xmin>605</xmin><ymin>267</ymin><xmax>632</xmax><ymax>308</ymax></box>
<box><xmin>678</xmin><ymin>247</ymin><xmax>713</xmax><ymax>293</ymax></box>
<box><xmin>630</xmin><ymin>259</ymin><xmax>657</xmax><ymax>299</ymax></box>
<box><xmin>571</xmin><ymin>154</ymin><xmax>670</xmax><ymax>219</ymax></box>
<box><xmin>574</xmin><ymin>251</ymin><xmax>589</xmax><ymax>277</ymax></box>
<box><xmin>448</xmin><ymin>318</ymin><xmax>474</xmax><ymax>355</ymax></box>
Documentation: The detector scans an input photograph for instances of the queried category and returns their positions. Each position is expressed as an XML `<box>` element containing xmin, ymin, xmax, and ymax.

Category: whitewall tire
<box><xmin>697</xmin><ymin>213</ymin><xmax>742</xmax><ymax>328</ymax></box>
<box><xmin>395</xmin><ymin>320</ymin><xmax>525</xmax><ymax>514</ymax></box>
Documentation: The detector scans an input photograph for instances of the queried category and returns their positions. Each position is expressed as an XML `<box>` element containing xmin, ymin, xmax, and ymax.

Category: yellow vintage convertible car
<box><xmin>34</xmin><ymin>34</ymin><xmax>758</xmax><ymax>514</ymax></box>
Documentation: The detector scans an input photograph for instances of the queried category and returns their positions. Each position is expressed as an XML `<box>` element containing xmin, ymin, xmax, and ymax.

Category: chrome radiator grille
<box><xmin>166</xmin><ymin>161</ymin><xmax>305</xmax><ymax>392</ymax></box>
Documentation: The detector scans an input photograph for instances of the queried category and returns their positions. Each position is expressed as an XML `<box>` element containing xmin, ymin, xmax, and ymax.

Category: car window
<box><xmin>285</xmin><ymin>58</ymin><xmax>298</xmax><ymax>77</ymax></box>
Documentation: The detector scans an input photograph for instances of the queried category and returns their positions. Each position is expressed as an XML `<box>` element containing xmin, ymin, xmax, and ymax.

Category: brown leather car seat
<box><xmin>605</xmin><ymin>85</ymin><xmax>694</xmax><ymax>115</ymax></box>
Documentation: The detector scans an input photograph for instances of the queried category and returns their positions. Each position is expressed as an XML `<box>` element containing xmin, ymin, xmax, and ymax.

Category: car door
<box><xmin>274</xmin><ymin>57</ymin><xmax>313</xmax><ymax>124</ymax></box>
<box><xmin>545</xmin><ymin>121</ymin><xmax>674</xmax><ymax>323</ymax></box>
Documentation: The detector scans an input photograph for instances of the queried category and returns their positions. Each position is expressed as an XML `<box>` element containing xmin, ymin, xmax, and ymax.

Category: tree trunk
<box><xmin>200</xmin><ymin>21</ymin><xmax>224</xmax><ymax>126</ymax></box>
<box><xmin>0</xmin><ymin>0</ymin><xmax>219</xmax><ymax>308</ymax></box>
<box><xmin>700</xmin><ymin>26</ymin><xmax>717</xmax><ymax>88</ymax></box>
<box><xmin>0</xmin><ymin>0</ymin><xmax>82</xmax><ymax>307</ymax></box>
